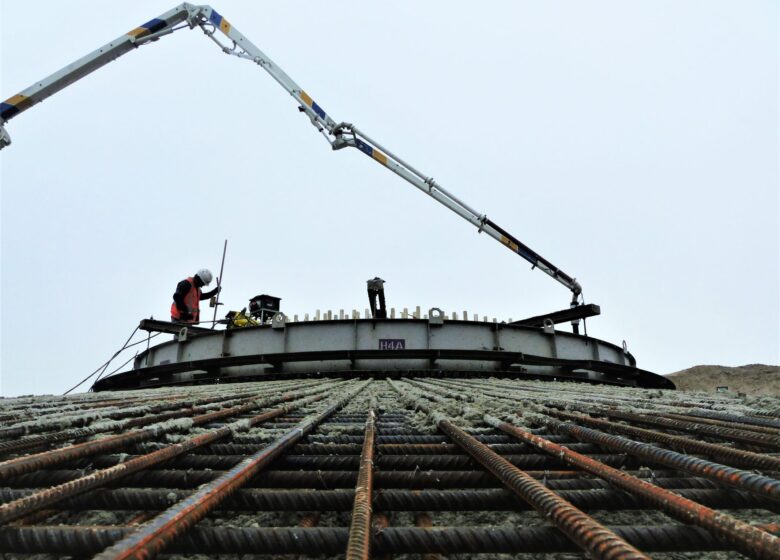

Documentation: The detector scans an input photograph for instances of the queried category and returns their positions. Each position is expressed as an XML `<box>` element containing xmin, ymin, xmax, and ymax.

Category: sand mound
<box><xmin>666</xmin><ymin>364</ymin><xmax>779</xmax><ymax>396</ymax></box>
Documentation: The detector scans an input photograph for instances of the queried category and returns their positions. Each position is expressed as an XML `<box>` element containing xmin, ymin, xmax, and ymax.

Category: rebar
<box><xmin>81</xmin><ymin>451</ymin><xmax>635</xmax><ymax>471</ymax></box>
<box><xmin>388</xmin><ymin>380</ymin><xmax>649</xmax><ymax>560</ymax></box>
<box><xmin>661</xmin><ymin>411</ymin><xmax>780</xmax><ymax>436</ymax></box>
<box><xmin>0</xmin><ymin>382</ymin><xmax>303</xmax><ymax>441</ymax></box>
<box><xmin>2</xmin><ymin>470</ymin><xmax>724</xmax><ymax>491</ymax></box>
<box><xmin>415</xmin><ymin>513</ymin><xmax>444</xmax><ymax>560</ymax></box>
<box><xmin>684</xmin><ymin>409</ymin><xmax>780</xmax><ymax>431</ymax></box>
<box><xmin>29</xmin><ymin>487</ymin><xmax>760</xmax><ymax>513</ymax></box>
<box><xmin>0</xmin><ymin>391</ymin><xmax>330</xmax><ymax>524</ymax></box>
<box><xmin>0</xmin><ymin>385</ymin><xmax>304</xmax><ymax>455</ymax></box>
<box><xmin>437</xmin><ymin>418</ymin><xmax>650</xmax><ymax>559</ymax></box>
<box><xmin>0</xmin><ymin>381</ymin><xmax>340</xmax><ymax>480</ymax></box>
<box><xmin>307</xmin><ymin>433</ymin><xmax>515</xmax><ymax>444</ymax></box>
<box><xmin>594</xmin><ymin>407</ymin><xmax>780</xmax><ymax>450</ymax></box>
<box><xmin>534</xmin><ymin>413</ymin><xmax>780</xmax><ymax>502</ymax></box>
<box><xmin>92</xmin><ymin>379</ymin><xmax>370</xmax><ymax>560</ymax></box>
<box><xmin>345</xmin><ymin>407</ymin><xmax>375</xmax><ymax>560</ymax></box>
<box><xmin>489</xmin><ymin>414</ymin><xmax>780</xmax><ymax>560</ymax></box>
<box><xmin>3</xmin><ymin>525</ymin><xmax>778</xmax><ymax>555</ymax></box>
<box><xmin>171</xmin><ymin>441</ymin><xmax>591</xmax><ymax>456</ymax></box>
<box><xmin>544</xmin><ymin>407</ymin><xmax>780</xmax><ymax>471</ymax></box>
<box><xmin>1</xmin><ymin>374</ymin><xmax>777</xmax><ymax>559</ymax></box>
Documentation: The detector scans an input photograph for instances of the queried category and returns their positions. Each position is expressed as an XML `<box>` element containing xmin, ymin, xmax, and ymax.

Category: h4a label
<box><xmin>379</xmin><ymin>339</ymin><xmax>405</xmax><ymax>350</ymax></box>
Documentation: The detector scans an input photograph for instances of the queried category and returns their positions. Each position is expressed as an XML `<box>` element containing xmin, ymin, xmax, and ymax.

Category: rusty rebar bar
<box><xmin>432</xmin><ymin>379</ymin><xmax>780</xmax><ymax>456</ymax></box>
<box><xmin>415</xmin><ymin>513</ymin><xmax>444</xmax><ymax>560</ymax></box>
<box><xmin>0</xmin><ymin>391</ymin><xmax>331</xmax><ymax>524</ymax></box>
<box><xmin>371</xmin><ymin>514</ymin><xmax>391</xmax><ymax>560</ymax></box>
<box><xmin>80</xmin><ymin>450</ymin><xmax>636</xmax><ymax>471</ymax></box>
<box><xmin>387</xmin><ymin>380</ymin><xmax>650</xmax><ymax>560</ymax></box>
<box><xmin>270</xmin><ymin>441</ymin><xmax>576</xmax><ymax>455</ymax></box>
<box><xmin>308</xmin><ymin>433</ymin><xmax>515</xmax><ymax>444</ymax></box>
<box><xmin>0</xmin><ymin>380</ymin><xmax>312</xmax><ymax>455</ymax></box>
<box><xmin>545</xmin><ymin>408</ymin><xmax>780</xmax><ymax>472</ymax></box>
<box><xmin>345</xmin><ymin>408</ymin><xmax>376</xmax><ymax>560</ymax></box>
<box><xmin>0</xmin><ymin>381</ymin><xmax>340</xmax><ymax>481</ymax></box>
<box><xmin>6</xmin><ymin>485</ymin><xmax>765</xmax><ymax>513</ymax></box>
<box><xmin>0</xmin><ymin>383</ymin><xmax>298</xmax><ymax>441</ymax></box>
<box><xmin>594</xmin><ymin>407</ymin><xmax>780</xmax><ymax>450</ymax></box>
<box><xmin>437</xmin><ymin>419</ymin><xmax>650</xmax><ymax>559</ymax></box>
<box><xmin>684</xmin><ymin>409</ymin><xmax>780</xmax><ymax>431</ymax></box>
<box><xmin>488</xmin><ymin>414</ymin><xmax>780</xmax><ymax>560</ymax></box>
<box><xmin>661</xmin><ymin>412</ymin><xmax>780</xmax><ymax>436</ymax></box>
<box><xmin>92</xmin><ymin>380</ymin><xmax>370</xmax><ymax>560</ymax></box>
<box><xmin>295</xmin><ymin>513</ymin><xmax>322</xmax><ymax>560</ymax></box>
<box><xmin>3</xmin><ymin>524</ymin><xmax>780</xmax><ymax>555</ymax></box>
<box><xmin>424</xmin><ymin>378</ymin><xmax>780</xmax><ymax>500</ymax></box>
<box><xmin>8</xmin><ymin>467</ymin><xmax>729</xmax><ymax>492</ymax></box>
<box><xmin>532</xmin><ymin>413</ymin><xmax>780</xmax><ymax>502</ymax></box>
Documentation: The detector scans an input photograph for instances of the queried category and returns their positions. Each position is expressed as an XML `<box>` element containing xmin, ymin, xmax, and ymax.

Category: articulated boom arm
<box><xmin>0</xmin><ymin>3</ymin><xmax>582</xmax><ymax>303</ymax></box>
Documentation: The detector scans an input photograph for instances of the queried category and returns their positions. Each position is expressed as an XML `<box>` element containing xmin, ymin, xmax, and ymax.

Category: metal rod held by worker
<box><xmin>211</xmin><ymin>239</ymin><xmax>228</xmax><ymax>329</ymax></box>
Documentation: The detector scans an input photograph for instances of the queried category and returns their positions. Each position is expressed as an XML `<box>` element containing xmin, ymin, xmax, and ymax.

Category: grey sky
<box><xmin>1</xmin><ymin>1</ymin><xmax>777</xmax><ymax>396</ymax></box>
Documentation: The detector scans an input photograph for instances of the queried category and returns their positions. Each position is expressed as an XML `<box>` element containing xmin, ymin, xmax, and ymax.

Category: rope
<box><xmin>93</xmin><ymin>332</ymin><xmax>162</xmax><ymax>384</ymax></box>
<box><xmin>62</xmin><ymin>327</ymin><xmax>141</xmax><ymax>395</ymax></box>
<box><xmin>98</xmin><ymin>352</ymin><xmax>141</xmax><ymax>381</ymax></box>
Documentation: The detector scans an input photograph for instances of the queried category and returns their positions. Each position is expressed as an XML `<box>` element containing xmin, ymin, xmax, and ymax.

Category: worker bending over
<box><xmin>171</xmin><ymin>269</ymin><xmax>221</xmax><ymax>324</ymax></box>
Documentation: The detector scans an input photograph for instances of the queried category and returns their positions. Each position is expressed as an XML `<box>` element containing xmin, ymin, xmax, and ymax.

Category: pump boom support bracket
<box><xmin>511</xmin><ymin>304</ymin><xmax>601</xmax><ymax>328</ymax></box>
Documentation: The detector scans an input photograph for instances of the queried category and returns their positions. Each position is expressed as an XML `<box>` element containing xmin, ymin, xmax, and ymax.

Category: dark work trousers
<box><xmin>368</xmin><ymin>288</ymin><xmax>387</xmax><ymax>318</ymax></box>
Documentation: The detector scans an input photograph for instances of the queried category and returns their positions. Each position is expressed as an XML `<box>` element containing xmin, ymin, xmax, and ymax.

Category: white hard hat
<box><xmin>196</xmin><ymin>269</ymin><xmax>213</xmax><ymax>285</ymax></box>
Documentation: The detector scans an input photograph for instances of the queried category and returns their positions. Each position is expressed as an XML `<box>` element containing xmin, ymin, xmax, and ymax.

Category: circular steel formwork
<box><xmin>93</xmin><ymin>318</ymin><xmax>674</xmax><ymax>391</ymax></box>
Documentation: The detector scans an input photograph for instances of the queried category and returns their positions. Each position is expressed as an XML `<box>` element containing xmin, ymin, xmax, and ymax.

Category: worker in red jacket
<box><xmin>171</xmin><ymin>269</ymin><xmax>220</xmax><ymax>324</ymax></box>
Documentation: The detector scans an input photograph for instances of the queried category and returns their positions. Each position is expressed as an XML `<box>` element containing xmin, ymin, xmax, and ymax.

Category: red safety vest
<box><xmin>170</xmin><ymin>277</ymin><xmax>201</xmax><ymax>323</ymax></box>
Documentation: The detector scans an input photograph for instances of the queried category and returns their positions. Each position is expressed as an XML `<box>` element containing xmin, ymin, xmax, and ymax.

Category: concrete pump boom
<box><xmin>0</xmin><ymin>3</ymin><xmax>583</xmax><ymax>304</ymax></box>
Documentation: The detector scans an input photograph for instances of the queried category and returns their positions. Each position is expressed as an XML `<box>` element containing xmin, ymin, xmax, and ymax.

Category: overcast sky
<box><xmin>1</xmin><ymin>1</ymin><xmax>777</xmax><ymax>396</ymax></box>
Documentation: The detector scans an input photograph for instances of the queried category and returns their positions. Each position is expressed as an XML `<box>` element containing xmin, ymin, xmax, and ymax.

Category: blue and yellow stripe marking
<box><xmin>1</xmin><ymin>94</ymin><xmax>31</xmax><ymax>120</ymax></box>
<box><xmin>356</xmin><ymin>139</ymin><xmax>388</xmax><ymax>166</ymax></box>
<box><xmin>500</xmin><ymin>235</ymin><xmax>534</xmax><ymax>262</ymax></box>
<box><xmin>500</xmin><ymin>235</ymin><xmax>520</xmax><ymax>253</ymax></box>
<box><xmin>209</xmin><ymin>10</ymin><xmax>232</xmax><ymax>34</ymax></box>
<box><xmin>299</xmin><ymin>90</ymin><xmax>327</xmax><ymax>120</ymax></box>
<box><xmin>127</xmin><ymin>18</ymin><xmax>168</xmax><ymax>39</ymax></box>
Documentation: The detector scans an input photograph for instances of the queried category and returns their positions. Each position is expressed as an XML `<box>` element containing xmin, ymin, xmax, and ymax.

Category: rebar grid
<box><xmin>0</xmin><ymin>376</ymin><xmax>777</xmax><ymax>559</ymax></box>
